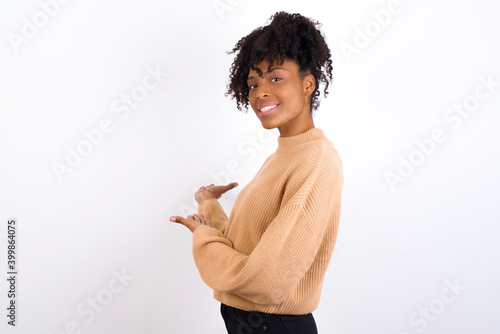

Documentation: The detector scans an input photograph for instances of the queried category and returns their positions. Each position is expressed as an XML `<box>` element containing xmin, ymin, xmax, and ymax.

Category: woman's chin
<box><xmin>260</xmin><ymin>121</ymin><xmax>276</xmax><ymax>129</ymax></box>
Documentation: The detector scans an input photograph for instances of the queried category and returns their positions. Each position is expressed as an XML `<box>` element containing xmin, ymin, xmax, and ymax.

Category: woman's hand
<box><xmin>195</xmin><ymin>182</ymin><xmax>239</xmax><ymax>204</ymax></box>
<box><xmin>170</xmin><ymin>213</ymin><xmax>213</xmax><ymax>233</ymax></box>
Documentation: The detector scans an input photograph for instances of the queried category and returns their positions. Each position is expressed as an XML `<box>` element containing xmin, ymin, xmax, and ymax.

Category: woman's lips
<box><xmin>258</xmin><ymin>104</ymin><xmax>279</xmax><ymax>117</ymax></box>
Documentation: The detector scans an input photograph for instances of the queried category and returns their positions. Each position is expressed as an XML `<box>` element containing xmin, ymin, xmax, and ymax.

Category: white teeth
<box><xmin>260</xmin><ymin>104</ymin><xmax>278</xmax><ymax>112</ymax></box>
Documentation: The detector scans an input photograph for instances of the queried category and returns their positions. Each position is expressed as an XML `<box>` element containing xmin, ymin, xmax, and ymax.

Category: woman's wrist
<box><xmin>197</xmin><ymin>196</ymin><xmax>216</xmax><ymax>205</ymax></box>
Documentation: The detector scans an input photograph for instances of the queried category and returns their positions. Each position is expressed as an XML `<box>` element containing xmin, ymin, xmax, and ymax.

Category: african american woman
<box><xmin>170</xmin><ymin>11</ymin><xmax>344</xmax><ymax>334</ymax></box>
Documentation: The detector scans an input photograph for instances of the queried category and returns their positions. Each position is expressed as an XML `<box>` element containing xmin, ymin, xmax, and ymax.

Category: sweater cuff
<box><xmin>192</xmin><ymin>224</ymin><xmax>225</xmax><ymax>245</ymax></box>
<box><xmin>197</xmin><ymin>198</ymin><xmax>218</xmax><ymax>212</ymax></box>
<box><xmin>197</xmin><ymin>198</ymin><xmax>228</xmax><ymax>232</ymax></box>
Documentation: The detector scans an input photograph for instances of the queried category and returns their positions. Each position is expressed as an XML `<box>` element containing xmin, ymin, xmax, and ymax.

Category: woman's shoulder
<box><xmin>282</xmin><ymin>142</ymin><xmax>342</xmax><ymax>186</ymax></box>
<box><xmin>296</xmin><ymin>138</ymin><xmax>342</xmax><ymax>168</ymax></box>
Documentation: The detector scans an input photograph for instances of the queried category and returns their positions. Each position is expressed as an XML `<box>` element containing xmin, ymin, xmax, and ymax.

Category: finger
<box><xmin>171</xmin><ymin>216</ymin><xmax>187</xmax><ymax>225</ymax></box>
<box><xmin>171</xmin><ymin>216</ymin><xmax>190</xmax><ymax>224</ymax></box>
<box><xmin>170</xmin><ymin>216</ymin><xmax>200</xmax><ymax>232</ymax></box>
<box><xmin>221</xmin><ymin>182</ymin><xmax>238</xmax><ymax>192</ymax></box>
<box><xmin>197</xmin><ymin>214</ymin><xmax>207</xmax><ymax>225</ymax></box>
<box><xmin>193</xmin><ymin>215</ymin><xmax>207</xmax><ymax>227</ymax></box>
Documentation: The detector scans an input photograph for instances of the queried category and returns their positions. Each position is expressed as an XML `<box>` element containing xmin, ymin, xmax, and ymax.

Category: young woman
<box><xmin>170</xmin><ymin>11</ymin><xmax>343</xmax><ymax>333</ymax></box>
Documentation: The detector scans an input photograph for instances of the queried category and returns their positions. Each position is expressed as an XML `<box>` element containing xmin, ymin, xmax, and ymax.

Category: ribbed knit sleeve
<box><xmin>192</xmin><ymin>153</ymin><xmax>342</xmax><ymax>306</ymax></box>
<box><xmin>197</xmin><ymin>198</ymin><xmax>229</xmax><ymax>234</ymax></box>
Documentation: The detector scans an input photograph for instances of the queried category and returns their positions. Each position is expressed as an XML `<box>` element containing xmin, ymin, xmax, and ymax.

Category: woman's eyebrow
<box><xmin>247</xmin><ymin>67</ymin><xmax>287</xmax><ymax>80</ymax></box>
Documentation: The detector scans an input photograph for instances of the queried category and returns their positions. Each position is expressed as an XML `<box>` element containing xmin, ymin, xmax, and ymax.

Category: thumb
<box><xmin>170</xmin><ymin>216</ymin><xmax>197</xmax><ymax>232</ymax></box>
<box><xmin>170</xmin><ymin>216</ymin><xmax>190</xmax><ymax>225</ymax></box>
<box><xmin>218</xmin><ymin>182</ymin><xmax>238</xmax><ymax>195</ymax></box>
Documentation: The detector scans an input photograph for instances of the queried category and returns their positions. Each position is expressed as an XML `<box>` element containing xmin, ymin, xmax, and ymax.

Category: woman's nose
<box><xmin>255</xmin><ymin>84</ymin><xmax>270</xmax><ymax>99</ymax></box>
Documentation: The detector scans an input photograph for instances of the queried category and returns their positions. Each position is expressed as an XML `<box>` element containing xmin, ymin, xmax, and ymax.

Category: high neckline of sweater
<box><xmin>276</xmin><ymin>127</ymin><xmax>326</xmax><ymax>152</ymax></box>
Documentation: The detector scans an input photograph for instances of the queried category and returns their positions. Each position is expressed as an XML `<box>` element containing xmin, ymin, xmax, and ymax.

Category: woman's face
<box><xmin>247</xmin><ymin>57</ymin><xmax>315</xmax><ymax>137</ymax></box>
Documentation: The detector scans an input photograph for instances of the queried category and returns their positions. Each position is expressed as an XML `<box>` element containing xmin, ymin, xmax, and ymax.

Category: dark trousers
<box><xmin>220</xmin><ymin>303</ymin><xmax>318</xmax><ymax>334</ymax></box>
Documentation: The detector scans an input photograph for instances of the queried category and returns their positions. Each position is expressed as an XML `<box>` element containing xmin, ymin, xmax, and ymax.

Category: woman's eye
<box><xmin>248</xmin><ymin>78</ymin><xmax>281</xmax><ymax>90</ymax></box>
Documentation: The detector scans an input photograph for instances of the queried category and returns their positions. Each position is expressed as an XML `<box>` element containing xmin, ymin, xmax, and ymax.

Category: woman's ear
<box><xmin>303</xmin><ymin>73</ymin><xmax>316</xmax><ymax>96</ymax></box>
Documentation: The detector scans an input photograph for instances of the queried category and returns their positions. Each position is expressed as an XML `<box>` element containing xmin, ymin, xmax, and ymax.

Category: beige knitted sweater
<box><xmin>192</xmin><ymin>127</ymin><xmax>343</xmax><ymax>315</ymax></box>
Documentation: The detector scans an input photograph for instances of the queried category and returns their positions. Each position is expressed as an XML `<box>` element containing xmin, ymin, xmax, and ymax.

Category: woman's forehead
<box><xmin>249</xmin><ymin>57</ymin><xmax>297</xmax><ymax>74</ymax></box>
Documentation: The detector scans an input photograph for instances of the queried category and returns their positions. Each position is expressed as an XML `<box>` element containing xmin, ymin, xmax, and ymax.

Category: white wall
<box><xmin>1</xmin><ymin>0</ymin><xmax>499</xmax><ymax>333</ymax></box>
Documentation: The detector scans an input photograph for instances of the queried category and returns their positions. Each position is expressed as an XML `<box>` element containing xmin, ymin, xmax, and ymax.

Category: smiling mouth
<box><xmin>259</xmin><ymin>104</ymin><xmax>279</xmax><ymax>112</ymax></box>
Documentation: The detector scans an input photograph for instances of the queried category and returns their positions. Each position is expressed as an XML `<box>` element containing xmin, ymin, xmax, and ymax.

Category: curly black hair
<box><xmin>225</xmin><ymin>11</ymin><xmax>333</xmax><ymax>113</ymax></box>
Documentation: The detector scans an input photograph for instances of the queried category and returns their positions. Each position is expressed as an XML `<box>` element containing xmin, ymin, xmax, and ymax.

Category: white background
<box><xmin>1</xmin><ymin>0</ymin><xmax>499</xmax><ymax>333</ymax></box>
